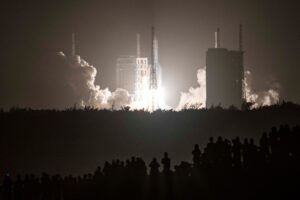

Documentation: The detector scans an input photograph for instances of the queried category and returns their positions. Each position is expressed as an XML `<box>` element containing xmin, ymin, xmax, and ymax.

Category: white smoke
<box><xmin>58</xmin><ymin>52</ymin><xmax>132</xmax><ymax>110</ymax></box>
<box><xmin>176</xmin><ymin>68</ymin><xmax>206</xmax><ymax>110</ymax></box>
<box><xmin>244</xmin><ymin>70</ymin><xmax>280</xmax><ymax>108</ymax></box>
<box><xmin>55</xmin><ymin>52</ymin><xmax>279</xmax><ymax>111</ymax></box>
<box><xmin>176</xmin><ymin>68</ymin><xmax>280</xmax><ymax>110</ymax></box>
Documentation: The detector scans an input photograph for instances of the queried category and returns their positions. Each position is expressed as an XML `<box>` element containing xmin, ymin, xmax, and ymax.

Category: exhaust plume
<box><xmin>53</xmin><ymin>53</ymin><xmax>279</xmax><ymax>111</ymax></box>
<box><xmin>176</xmin><ymin>68</ymin><xmax>280</xmax><ymax>110</ymax></box>
<box><xmin>244</xmin><ymin>70</ymin><xmax>280</xmax><ymax>108</ymax></box>
<box><xmin>58</xmin><ymin>52</ymin><xmax>132</xmax><ymax>110</ymax></box>
<box><xmin>176</xmin><ymin>68</ymin><xmax>206</xmax><ymax>110</ymax></box>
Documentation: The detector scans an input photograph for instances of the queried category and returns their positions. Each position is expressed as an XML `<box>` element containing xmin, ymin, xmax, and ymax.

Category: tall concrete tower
<box><xmin>71</xmin><ymin>32</ymin><xmax>76</xmax><ymax>56</ymax></box>
<box><xmin>137</xmin><ymin>33</ymin><xmax>141</xmax><ymax>58</ymax></box>
<box><xmin>150</xmin><ymin>26</ymin><xmax>159</xmax><ymax>90</ymax></box>
<box><xmin>148</xmin><ymin>26</ymin><xmax>163</xmax><ymax>110</ymax></box>
<box><xmin>135</xmin><ymin>32</ymin><xmax>150</xmax><ymax>107</ymax></box>
<box><xmin>206</xmin><ymin>26</ymin><xmax>244</xmax><ymax>109</ymax></box>
<box><xmin>116</xmin><ymin>56</ymin><xmax>136</xmax><ymax>94</ymax></box>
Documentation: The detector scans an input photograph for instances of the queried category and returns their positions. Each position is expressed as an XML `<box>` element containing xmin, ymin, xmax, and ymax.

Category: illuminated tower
<box><xmin>150</xmin><ymin>26</ymin><xmax>161</xmax><ymax>91</ymax></box>
<box><xmin>69</xmin><ymin>32</ymin><xmax>81</xmax><ymax>65</ymax></box>
<box><xmin>134</xmin><ymin>28</ymin><xmax>164</xmax><ymax>111</ymax></box>
<box><xmin>206</xmin><ymin>25</ymin><xmax>244</xmax><ymax>109</ymax></box>
<box><xmin>71</xmin><ymin>32</ymin><xmax>76</xmax><ymax>56</ymax></box>
<box><xmin>148</xmin><ymin>27</ymin><xmax>162</xmax><ymax>110</ymax></box>
<box><xmin>134</xmin><ymin>33</ymin><xmax>150</xmax><ymax>109</ymax></box>
<box><xmin>116</xmin><ymin>56</ymin><xmax>136</xmax><ymax>94</ymax></box>
<box><xmin>137</xmin><ymin>32</ymin><xmax>141</xmax><ymax>58</ymax></box>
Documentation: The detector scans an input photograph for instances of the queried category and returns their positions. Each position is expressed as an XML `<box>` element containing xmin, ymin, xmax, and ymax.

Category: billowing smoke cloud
<box><xmin>58</xmin><ymin>52</ymin><xmax>132</xmax><ymax>110</ymax></box>
<box><xmin>176</xmin><ymin>68</ymin><xmax>280</xmax><ymax>110</ymax></box>
<box><xmin>48</xmin><ymin>53</ymin><xmax>279</xmax><ymax>111</ymax></box>
<box><xmin>244</xmin><ymin>70</ymin><xmax>280</xmax><ymax>108</ymax></box>
<box><xmin>176</xmin><ymin>68</ymin><xmax>206</xmax><ymax>110</ymax></box>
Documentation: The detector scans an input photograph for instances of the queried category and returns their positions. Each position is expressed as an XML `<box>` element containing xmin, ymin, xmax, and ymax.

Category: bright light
<box><xmin>157</xmin><ymin>87</ymin><xmax>166</xmax><ymax>109</ymax></box>
<box><xmin>132</xmin><ymin>57</ymin><xmax>167</xmax><ymax>112</ymax></box>
<box><xmin>132</xmin><ymin>86</ymin><xmax>167</xmax><ymax>112</ymax></box>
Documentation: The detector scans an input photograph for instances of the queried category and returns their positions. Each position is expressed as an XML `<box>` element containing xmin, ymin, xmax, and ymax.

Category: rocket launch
<box><xmin>133</xmin><ymin>27</ymin><xmax>165</xmax><ymax>111</ymax></box>
<box><xmin>149</xmin><ymin>26</ymin><xmax>163</xmax><ymax>111</ymax></box>
<box><xmin>63</xmin><ymin>26</ymin><xmax>278</xmax><ymax>112</ymax></box>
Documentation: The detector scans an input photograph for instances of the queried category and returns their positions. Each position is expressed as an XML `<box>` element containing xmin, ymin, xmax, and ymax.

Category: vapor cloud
<box><xmin>58</xmin><ymin>52</ymin><xmax>132</xmax><ymax>110</ymax></box>
<box><xmin>244</xmin><ymin>70</ymin><xmax>280</xmax><ymax>108</ymax></box>
<box><xmin>176</xmin><ymin>68</ymin><xmax>206</xmax><ymax>110</ymax></box>
<box><xmin>176</xmin><ymin>68</ymin><xmax>280</xmax><ymax>110</ymax></box>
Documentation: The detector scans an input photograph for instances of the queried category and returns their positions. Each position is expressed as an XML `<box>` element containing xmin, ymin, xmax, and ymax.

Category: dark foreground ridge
<box><xmin>1</xmin><ymin>125</ymin><xmax>300</xmax><ymax>200</ymax></box>
<box><xmin>1</xmin><ymin>102</ymin><xmax>300</xmax><ymax>176</ymax></box>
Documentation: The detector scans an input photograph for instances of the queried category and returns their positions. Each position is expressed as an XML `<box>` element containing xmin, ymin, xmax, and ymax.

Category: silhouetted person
<box><xmin>260</xmin><ymin>132</ymin><xmax>270</xmax><ymax>163</ymax></box>
<box><xmin>232</xmin><ymin>137</ymin><xmax>242</xmax><ymax>167</ymax></box>
<box><xmin>291</xmin><ymin>125</ymin><xmax>300</xmax><ymax>157</ymax></box>
<box><xmin>150</xmin><ymin>158</ymin><xmax>160</xmax><ymax>176</ymax></box>
<box><xmin>41</xmin><ymin>173</ymin><xmax>51</xmax><ymax>200</ymax></box>
<box><xmin>2</xmin><ymin>174</ymin><xmax>12</xmax><ymax>200</ymax></box>
<box><xmin>243</xmin><ymin>138</ymin><xmax>250</xmax><ymax>168</ymax></box>
<box><xmin>204</xmin><ymin>137</ymin><xmax>217</xmax><ymax>166</ymax></box>
<box><xmin>223</xmin><ymin>139</ymin><xmax>232</xmax><ymax>168</ymax></box>
<box><xmin>52</xmin><ymin>174</ymin><xmax>62</xmax><ymax>200</ymax></box>
<box><xmin>247</xmin><ymin>138</ymin><xmax>258</xmax><ymax>169</ymax></box>
<box><xmin>149</xmin><ymin>158</ymin><xmax>160</xmax><ymax>200</ymax></box>
<box><xmin>216</xmin><ymin>136</ymin><xmax>226</xmax><ymax>164</ymax></box>
<box><xmin>94</xmin><ymin>166</ymin><xmax>103</xmax><ymax>180</ymax></box>
<box><xmin>162</xmin><ymin>152</ymin><xmax>171</xmax><ymax>173</ymax></box>
<box><xmin>192</xmin><ymin>144</ymin><xmax>201</xmax><ymax>168</ymax></box>
<box><xmin>161</xmin><ymin>152</ymin><xmax>173</xmax><ymax>200</ymax></box>
<box><xmin>14</xmin><ymin>175</ymin><xmax>23</xmax><ymax>200</ymax></box>
<box><xmin>174</xmin><ymin>161</ymin><xmax>192</xmax><ymax>200</ymax></box>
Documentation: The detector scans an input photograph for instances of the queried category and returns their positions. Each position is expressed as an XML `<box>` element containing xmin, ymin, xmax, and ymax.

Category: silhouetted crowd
<box><xmin>1</xmin><ymin>125</ymin><xmax>300</xmax><ymax>200</ymax></box>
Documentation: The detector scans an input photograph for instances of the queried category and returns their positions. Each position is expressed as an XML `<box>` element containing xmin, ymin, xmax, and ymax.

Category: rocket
<box><xmin>72</xmin><ymin>32</ymin><xmax>76</xmax><ymax>56</ymax></box>
<box><xmin>150</xmin><ymin>26</ymin><xmax>160</xmax><ymax>90</ymax></box>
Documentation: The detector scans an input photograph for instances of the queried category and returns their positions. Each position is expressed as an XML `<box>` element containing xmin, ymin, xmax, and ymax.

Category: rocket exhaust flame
<box><xmin>132</xmin><ymin>27</ymin><xmax>167</xmax><ymax>112</ymax></box>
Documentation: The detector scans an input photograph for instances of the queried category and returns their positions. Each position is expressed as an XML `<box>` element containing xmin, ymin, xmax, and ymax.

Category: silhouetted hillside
<box><xmin>0</xmin><ymin>102</ymin><xmax>299</xmax><ymax>176</ymax></box>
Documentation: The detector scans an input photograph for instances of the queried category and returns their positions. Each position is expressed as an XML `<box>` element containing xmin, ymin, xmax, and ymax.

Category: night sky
<box><xmin>0</xmin><ymin>0</ymin><xmax>299</xmax><ymax>108</ymax></box>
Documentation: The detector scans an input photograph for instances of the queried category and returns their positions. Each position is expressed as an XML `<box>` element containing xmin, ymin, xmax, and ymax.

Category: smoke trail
<box><xmin>58</xmin><ymin>52</ymin><xmax>132</xmax><ymax>110</ymax></box>
<box><xmin>244</xmin><ymin>70</ymin><xmax>280</xmax><ymax>108</ymax></box>
<box><xmin>176</xmin><ymin>68</ymin><xmax>206</xmax><ymax>110</ymax></box>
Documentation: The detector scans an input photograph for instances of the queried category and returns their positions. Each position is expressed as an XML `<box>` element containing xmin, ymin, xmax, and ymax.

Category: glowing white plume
<box><xmin>176</xmin><ymin>68</ymin><xmax>280</xmax><ymax>110</ymax></box>
<box><xmin>244</xmin><ymin>70</ymin><xmax>280</xmax><ymax>108</ymax></box>
<box><xmin>58</xmin><ymin>52</ymin><xmax>132</xmax><ymax>110</ymax></box>
<box><xmin>176</xmin><ymin>68</ymin><xmax>206</xmax><ymax>110</ymax></box>
<box><xmin>56</xmin><ymin>52</ymin><xmax>279</xmax><ymax>111</ymax></box>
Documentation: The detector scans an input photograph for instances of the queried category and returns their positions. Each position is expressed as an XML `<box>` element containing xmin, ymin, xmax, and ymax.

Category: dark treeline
<box><xmin>1</xmin><ymin>125</ymin><xmax>300</xmax><ymax>200</ymax></box>
<box><xmin>1</xmin><ymin>102</ymin><xmax>300</xmax><ymax>176</ymax></box>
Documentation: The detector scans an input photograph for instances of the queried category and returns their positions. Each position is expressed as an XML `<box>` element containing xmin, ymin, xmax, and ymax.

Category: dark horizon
<box><xmin>1</xmin><ymin>102</ymin><xmax>299</xmax><ymax>176</ymax></box>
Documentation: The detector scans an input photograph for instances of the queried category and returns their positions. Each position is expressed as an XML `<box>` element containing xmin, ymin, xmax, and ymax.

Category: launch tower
<box><xmin>206</xmin><ymin>25</ymin><xmax>244</xmax><ymax>108</ymax></box>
